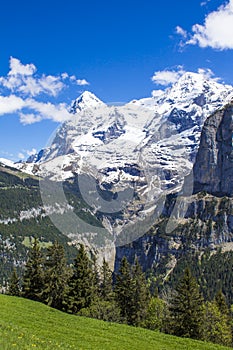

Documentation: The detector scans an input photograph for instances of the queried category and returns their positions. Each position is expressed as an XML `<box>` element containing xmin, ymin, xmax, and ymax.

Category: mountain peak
<box><xmin>70</xmin><ymin>91</ymin><xmax>105</xmax><ymax>114</ymax></box>
<box><xmin>167</xmin><ymin>71</ymin><xmax>233</xmax><ymax>102</ymax></box>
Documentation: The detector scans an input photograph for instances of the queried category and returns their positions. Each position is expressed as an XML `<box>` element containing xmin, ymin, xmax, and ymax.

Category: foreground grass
<box><xmin>0</xmin><ymin>294</ymin><xmax>231</xmax><ymax>350</ymax></box>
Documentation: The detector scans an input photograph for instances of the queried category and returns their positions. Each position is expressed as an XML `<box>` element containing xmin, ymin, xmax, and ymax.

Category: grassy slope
<box><xmin>0</xmin><ymin>295</ymin><xmax>231</xmax><ymax>350</ymax></box>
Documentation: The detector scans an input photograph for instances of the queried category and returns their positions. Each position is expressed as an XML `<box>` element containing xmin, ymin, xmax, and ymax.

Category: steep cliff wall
<box><xmin>115</xmin><ymin>103</ymin><xmax>233</xmax><ymax>277</ymax></box>
<box><xmin>193</xmin><ymin>103</ymin><xmax>233</xmax><ymax>197</ymax></box>
<box><xmin>115</xmin><ymin>194</ymin><xmax>233</xmax><ymax>272</ymax></box>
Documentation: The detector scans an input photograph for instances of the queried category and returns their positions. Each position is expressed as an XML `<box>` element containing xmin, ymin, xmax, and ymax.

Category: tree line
<box><xmin>6</xmin><ymin>239</ymin><xmax>233</xmax><ymax>347</ymax></box>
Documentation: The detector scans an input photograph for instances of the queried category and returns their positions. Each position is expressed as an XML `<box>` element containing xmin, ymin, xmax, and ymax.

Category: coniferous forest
<box><xmin>5</xmin><ymin>239</ymin><xmax>233</xmax><ymax>348</ymax></box>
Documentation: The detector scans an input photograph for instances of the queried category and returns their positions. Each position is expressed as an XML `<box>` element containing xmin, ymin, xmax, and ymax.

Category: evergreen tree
<box><xmin>131</xmin><ymin>258</ymin><xmax>150</xmax><ymax>326</ymax></box>
<box><xmin>115</xmin><ymin>256</ymin><xmax>150</xmax><ymax>325</ymax></box>
<box><xmin>215</xmin><ymin>290</ymin><xmax>230</xmax><ymax>316</ymax></box>
<box><xmin>168</xmin><ymin>268</ymin><xmax>203</xmax><ymax>339</ymax></box>
<box><xmin>100</xmin><ymin>258</ymin><xmax>113</xmax><ymax>301</ymax></box>
<box><xmin>8</xmin><ymin>268</ymin><xmax>21</xmax><ymax>296</ymax></box>
<box><xmin>22</xmin><ymin>238</ymin><xmax>44</xmax><ymax>302</ymax></box>
<box><xmin>65</xmin><ymin>244</ymin><xmax>95</xmax><ymax>314</ymax></box>
<box><xmin>43</xmin><ymin>241</ymin><xmax>70</xmax><ymax>310</ymax></box>
<box><xmin>115</xmin><ymin>256</ymin><xmax>135</xmax><ymax>324</ymax></box>
<box><xmin>202</xmin><ymin>301</ymin><xmax>232</xmax><ymax>346</ymax></box>
<box><xmin>91</xmin><ymin>253</ymin><xmax>100</xmax><ymax>300</ymax></box>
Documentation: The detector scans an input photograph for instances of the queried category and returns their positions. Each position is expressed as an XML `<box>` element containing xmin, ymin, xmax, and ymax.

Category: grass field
<box><xmin>0</xmin><ymin>294</ymin><xmax>231</xmax><ymax>350</ymax></box>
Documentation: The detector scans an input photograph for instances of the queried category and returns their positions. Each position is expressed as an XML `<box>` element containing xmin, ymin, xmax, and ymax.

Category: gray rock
<box><xmin>193</xmin><ymin>103</ymin><xmax>233</xmax><ymax>197</ymax></box>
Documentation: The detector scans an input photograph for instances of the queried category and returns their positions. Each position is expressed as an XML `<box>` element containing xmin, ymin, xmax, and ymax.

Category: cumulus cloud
<box><xmin>151</xmin><ymin>66</ymin><xmax>185</xmax><ymax>86</ymax></box>
<box><xmin>61</xmin><ymin>72</ymin><xmax>69</xmax><ymax>80</ymax></box>
<box><xmin>18</xmin><ymin>152</ymin><xmax>25</xmax><ymax>160</ymax></box>
<box><xmin>19</xmin><ymin>99</ymin><xmax>71</xmax><ymax>125</ymax></box>
<box><xmin>0</xmin><ymin>57</ymin><xmax>91</xmax><ymax>124</ymax></box>
<box><xmin>0</xmin><ymin>95</ymin><xmax>25</xmax><ymax>115</ymax></box>
<box><xmin>185</xmin><ymin>0</ymin><xmax>233</xmax><ymax>49</ymax></box>
<box><xmin>197</xmin><ymin>67</ymin><xmax>219</xmax><ymax>80</ymax></box>
<box><xmin>19</xmin><ymin>113</ymin><xmax>42</xmax><ymax>125</ymax></box>
<box><xmin>175</xmin><ymin>26</ymin><xmax>187</xmax><ymax>38</ymax></box>
<box><xmin>9</xmin><ymin>57</ymin><xmax>36</xmax><ymax>76</ymax></box>
<box><xmin>38</xmin><ymin>75</ymin><xmax>65</xmax><ymax>96</ymax></box>
<box><xmin>0</xmin><ymin>57</ymin><xmax>90</xmax><ymax>98</ymax></box>
<box><xmin>76</xmin><ymin>79</ymin><xmax>90</xmax><ymax>86</ymax></box>
<box><xmin>26</xmin><ymin>148</ymin><xmax>37</xmax><ymax>156</ymax></box>
<box><xmin>18</xmin><ymin>148</ymin><xmax>38</xmax><ymax>160</ymax></box>
<box><xmin>0</xmin><ymin>57</ymin><xmax>65</xmax><ymax>97</ymax></box>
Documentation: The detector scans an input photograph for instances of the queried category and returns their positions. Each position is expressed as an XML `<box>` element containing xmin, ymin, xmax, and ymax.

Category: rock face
<box><xmin>115</xmin><ymin>193</ymin><xmax>233</xmax><ymax>273</ymax></box>
<box><xmin>193</xmin><ymin>103</ymin><xmax>233</xmax><ymax>197</ymax></box>
<box><xmin>115</xmin><ymin>103</ymin><xmax>233</xmax><ymax>275</ymax></box>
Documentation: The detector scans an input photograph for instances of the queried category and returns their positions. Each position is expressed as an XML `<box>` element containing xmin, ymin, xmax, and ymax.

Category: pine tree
<box><xmin>131</xmin><ymin>258</ymin><xmax>150</xmax><ymax>326</ymax></box>
<box><xmin>91</xmin><ymin>253</ymin><xmax>100</xmax><ymax>300</ymax></box>
<box><xmin>43</xmin><ymin>241</ymin><xmax>70</xmax><ymax>310</ymax></box>
<box><xmin>115</xmin><ymin>257</ymin><xmax>150</xmax><ymax>326</ymax></box>
<box><xmin>215</xmin><ymin>290</ymin><xmax>229</xmax><ymax>316</ymax></box>
<box><xmin>65</xmin><ymin>244</ymin><xmax>95</xmax><ymax>314</ymax></box>
<box><xmin>115</xmin><ymin>256</ymin><xmax>135</xmax><ymax>324</ymax></box>
<box><xmin>8</xmin><ymin>268</ymin><xmax>21</xmax><ymax>296</ymax></box>
<box><xmin>100</xmin><ymin>258</ymin><xmax>113</xmax><ymax>301</ymax></box>
<box><xmin>22</xmin><ymin>238</ymin><xmax>44</xmax><ymax>302</ymax></box>
<box><xmin>168</xmin><ymin>268</ymin><xmax>203</xmax><ymax>339</ymax></box>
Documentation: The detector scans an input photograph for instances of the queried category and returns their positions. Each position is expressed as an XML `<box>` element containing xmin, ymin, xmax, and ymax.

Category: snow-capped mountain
<box><xmin>0</xmin><ymin>158</ymin><xmax>15</xmax><ymax>168</ymax></box>
<box><xmin>16</xmin><ymin>72</ymin><xmax>233</xmax><ymax>239</ymax></box>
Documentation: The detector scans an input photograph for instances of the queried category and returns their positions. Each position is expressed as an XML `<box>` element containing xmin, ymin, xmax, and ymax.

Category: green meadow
<box><xmin>0</xmin><ymin>294</ymin><xmax>231</xmax><ymax>350</ymax></box>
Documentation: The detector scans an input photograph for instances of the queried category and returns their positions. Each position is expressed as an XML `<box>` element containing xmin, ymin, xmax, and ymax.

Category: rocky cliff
<box><xmin>115</xmin><ymin>103</ymin><xmax>233</xmax><ymax>279</ymax></box>
<box><xmin>193</xmin><ymin>102</ymin><xmax>233</xmax><ymax>197</ymax></box>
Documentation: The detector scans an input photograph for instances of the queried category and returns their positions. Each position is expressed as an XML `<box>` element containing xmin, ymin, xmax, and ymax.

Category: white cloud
<box><xmin>197</xmin><ymin>67</ymin><xmax>219</xmax><ymax>80</ymax></box>
<box><xmin>0</xmin><ymin>57</ymin><xmax>92</xmax><ymax>124</ymax></box>
<box><xmin>17</xmin><ymin>76</ymin><xmax>43</xmax><ymax>96</ymax></box>
<box><xmin>76</xmin><ymin>79</ymin><xmax>90</xmax><ymax>86</ymax></box>
<box><xmin>19</xmin><ymin>113</ymin><xmax>42</xmax><ymax>125</ymax></box>
<box><xmin>18</xmin><ymin>152</ymin><xmax>25</xmax><ymax>160</ymax></box>
<box><xmin>0</xmin><ymin>95</ymin><xmax>25</xmax><ymax>115</ymax></box>
<box><xmin>70</xmin><ymin>75</ymin><xmax>76</xmax><ymax>81</ymax></box>
<box><xmin>176</xmin><ymin>26</ymin><xmax>187</xmax><ymax>38</ymax></box>
<box><xmin>17</xmin><ymin>148</ymin><xmax>37</xmax><ymax>160</ymax></box>
<box><xmin>0</xmin><ymin>58</ymin><xmax>65</xmax><ymax>97</ymax></box>
<box><xmin>0</xmin><ymin>57</ymin><xmax>90</xmax><ymax>98</ymax></box>
<box><xmin>61</xmin><ymin>72</ymin><xmax>69</xmax><ymax>80</ymax></box>
<box><xmin>38</xmin><ymin>75</ymin><xmax>64</xmax><ymax>96</ymax></box>
<box><xmin>9</xmin><ymin>57</ymin><xmax>36</xmax><ymax>76</ymax></box>
<box><xmin>26</xmin><ymin>148</ymin><xmax>37</xmax><ymax>156</ymax></box>
<box><xmin>0</xmin><ymin>75</ymin><xmax>22</xmax><ymax>91</ymax></box>
<box><xmin>151</xmin><ymin>67</ymin><xmax>185</xmax><ymax>86</ymax></box>
<box><xmin>186</xmin><ymin>0</ymin><xmax>233</xmax><ymax>49</ymax></box>
<box><xmin>200</xmin><ymin>0</ymin><xmax>210</xmax><ymax>6</ymax></box>
<box><xmin>20</xmin><ymin>99</ymin><xmax>71</xmax><ymax>124</ymax></box>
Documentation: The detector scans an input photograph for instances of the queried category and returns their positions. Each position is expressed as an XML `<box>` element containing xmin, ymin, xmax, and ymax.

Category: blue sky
<box><xmin>0</xmin><ymin>0</ymin><xmax>233</xmax><ymax>161</ymax></box>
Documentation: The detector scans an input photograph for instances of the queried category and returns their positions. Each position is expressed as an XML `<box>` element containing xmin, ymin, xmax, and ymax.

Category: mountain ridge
<box><xmin>3</xmin><ymin>72</ymin><xmax>230</xmax><ymax>251</ymax></box>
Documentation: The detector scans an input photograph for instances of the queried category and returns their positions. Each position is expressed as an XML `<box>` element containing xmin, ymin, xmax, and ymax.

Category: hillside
<box><xmin>0</xmin><ymin>294</ymin><xmax>231</xmax><ymax>350</ymax></box>
<box><xmin>0</xmin><ymin>163</ymin><xmax>105</xmax><ymax>285</ymax></box>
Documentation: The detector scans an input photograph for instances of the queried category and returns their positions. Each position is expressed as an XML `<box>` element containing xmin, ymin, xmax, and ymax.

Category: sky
<box><xmin>0</xmin><ymin>0</ymin><xmax>233</xmax><ymax>161</ymax></box>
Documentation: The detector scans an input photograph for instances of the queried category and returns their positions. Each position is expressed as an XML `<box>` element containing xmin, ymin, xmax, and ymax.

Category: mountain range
<box><xmin>0</xmin><ymin>71</ymin><xmax>233</xmax><ymax>289</ymax></box>
<box><xmin>15</xmin><ymin>72</ymin><xmax>233</xmax><ymax>242</ymax></box>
